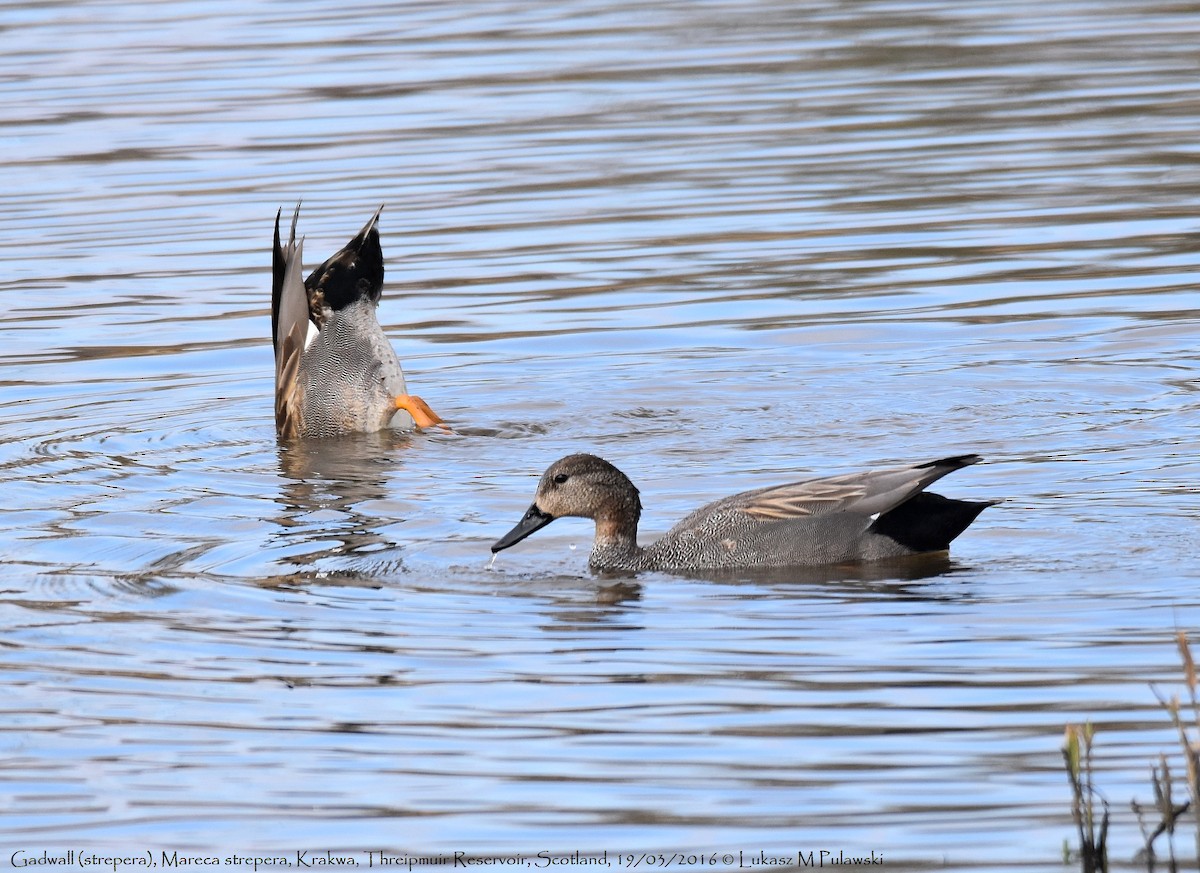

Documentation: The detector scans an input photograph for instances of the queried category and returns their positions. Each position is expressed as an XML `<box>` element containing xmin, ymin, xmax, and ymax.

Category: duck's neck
<box><xmin>589</xmin><ymin>512</ymin><xmax>644</xmax><ymax>570</ymax></box>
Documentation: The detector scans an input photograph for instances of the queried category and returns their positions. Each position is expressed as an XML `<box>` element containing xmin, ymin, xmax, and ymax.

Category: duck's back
<box><xmin>639</xmin><ymin>456</ymin><xmax>990</xmax><ymax>570</ymax></box>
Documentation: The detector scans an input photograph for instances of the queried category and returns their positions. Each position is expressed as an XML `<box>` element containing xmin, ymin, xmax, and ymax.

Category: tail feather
<box><xmin>870</xmin><ymin>492</ymin><xmax>998</xmax><ymax>553</ymax></box>
<box><xmin>272</xmin><ymin>205</ymin><xmax>308</xmax><ymax>437</ymax></box>
<box><xmin>306</xmin><ymin>205</ymin><xmax>385</xmax><ymax>310</ymax></box>
<box><xmin>916</xmin><ymin>454</ymin><xmax>982</xmax><ymax>471</ymax></box>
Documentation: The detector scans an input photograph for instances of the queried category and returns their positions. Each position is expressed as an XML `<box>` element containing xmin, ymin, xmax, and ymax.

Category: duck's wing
<box><xmin>271</xmin><ymin>205</ymin><xmax>305</xmax><ymax>353</ymax></box>
<box><xmin>724</xmin><ymin>455</ymin><xmax>983</xmax><ymax>522</ymax></box>
<box><xmin>272</xmin><ymin>206</ymin><xmax>309</xmax><ymax>437</ymax></box>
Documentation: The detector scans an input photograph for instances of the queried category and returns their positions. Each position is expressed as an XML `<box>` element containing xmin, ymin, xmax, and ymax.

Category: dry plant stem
<box><xmin>1064</xmin><ymin>723</ymin><xmax>1109</xmax><ymax>873</ymax></box>
<box><xmin>1070</xmin><ymin>633</ymin><xmax>1200</xmax><ymax>872</ymax></box>
<box><xmin>1135</xmin><ymin>754</ymin><xmax>1187</xmax><ymax>872</ymax></box>
<box><xmin>1175</xmin><ymin>630</ymin><xmax>1200</xmax><ymax>867</ymax></box>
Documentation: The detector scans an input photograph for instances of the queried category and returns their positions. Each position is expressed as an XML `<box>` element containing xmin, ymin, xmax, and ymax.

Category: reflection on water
<box><xmin>274</xmin><ymin>432</ymin><xmax>418</xmax><ymax>566</ymax></box>
<box><xmin>674</xmin><ymin>552</ymin><xmax>968</xmax><ymax>589</ymax></box>
<box><xmin>0</xmin><ymin>0</ymin><xmax>1198</xmax><ymax>869</ymax></box>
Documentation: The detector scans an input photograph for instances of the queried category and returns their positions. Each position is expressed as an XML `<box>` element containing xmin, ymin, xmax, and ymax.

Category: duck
<box><xmin>491</xmin><ymin>453</ymin><xmax>996</xmax><ymax>571</ymax></box>
<box><xmin>271</xmin><ymin>205</ymin><xmax>444</xmax><ymax>438</ymax></box>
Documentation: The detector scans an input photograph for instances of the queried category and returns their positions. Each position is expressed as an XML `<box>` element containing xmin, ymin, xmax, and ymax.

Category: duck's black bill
<box><xmin>491</xmin><ymin>504</ymin><xmax>555</xmax><ymax>553</ymax></box>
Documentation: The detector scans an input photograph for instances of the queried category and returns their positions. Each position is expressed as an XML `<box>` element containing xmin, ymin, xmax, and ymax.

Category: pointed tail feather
<box><xmin>271</xmin><ymin>204</ymin><xmax>302</xmax><ymax>355</ymax></box>
<box><xmin>916</xmin><ymin>454</ymin><xmax>982</xmax><ymax>472</ymax></box>
<box><xmin>355</xmin><ymin>204</ymin><xmax>384</xmax><ymax>247</ymax></box>
<box><xmin>272</xmin><ymin>205</ymin><xmax>308</xmax><ymax>436</ymax></box>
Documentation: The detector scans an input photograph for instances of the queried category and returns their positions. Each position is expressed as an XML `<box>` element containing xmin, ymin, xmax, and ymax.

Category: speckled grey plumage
<box><xmin>491</xmin><ymin>453</ymin><xmax>995</xmax><ymax>572</ymax></box>
<box><xmin>295</xmin><ymin>298</ymin><xmax>414</xmax><ymax>436</ymax></box>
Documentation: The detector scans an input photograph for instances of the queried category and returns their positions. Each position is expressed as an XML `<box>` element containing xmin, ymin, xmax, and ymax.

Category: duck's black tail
<box><xmin>870</xmin><ymin>492</ymin><xmax>998</xmax><ymax>553</ymax></box>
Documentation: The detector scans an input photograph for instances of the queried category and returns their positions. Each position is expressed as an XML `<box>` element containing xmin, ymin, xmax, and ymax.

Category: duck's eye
<box><xmin>552</xmin><ymin>473</ymin><xmax>570</xmax><ymax>485</ymax></box>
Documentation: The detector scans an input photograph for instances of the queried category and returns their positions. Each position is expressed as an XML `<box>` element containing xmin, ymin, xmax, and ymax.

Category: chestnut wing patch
<box><xmin>737</xmin><ymin>481</ymin><xmax>868</xmax><ymax>520</ymax></box>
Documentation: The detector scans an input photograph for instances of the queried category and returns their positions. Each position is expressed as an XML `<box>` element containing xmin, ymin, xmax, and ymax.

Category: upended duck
<box><xmin>491</xmin><ymin>453</ymin><xmax>996</xmax><ymax>571</ymax></box>
<box><xmin>271</xmin><ymin>206</ymin><xmax>443</xmax><ymax>438</ymax></box>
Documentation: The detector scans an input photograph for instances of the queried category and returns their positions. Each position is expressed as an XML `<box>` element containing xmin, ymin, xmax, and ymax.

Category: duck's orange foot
<box><xmin>395</xmin><ymin>394</ymin><xmax>448</xmax><ymax>431</ymax></box>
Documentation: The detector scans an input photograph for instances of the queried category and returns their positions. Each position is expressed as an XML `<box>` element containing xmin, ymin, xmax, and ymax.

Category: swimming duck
<box><xmin>271</xmin><ymin>205</ymin><xmax>443</xmax><ymax>438</ymax></box>
<box><xmin>491</xmin><ymin>453</ymin><xmax>995</xmax><ymax>571</ymax></box>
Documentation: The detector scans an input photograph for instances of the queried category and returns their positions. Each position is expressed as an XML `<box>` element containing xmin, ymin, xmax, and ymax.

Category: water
<box><xmin>0</xmin><ymin>0</ymin><xmax>1198</xmax><ymax>869</ymax></box>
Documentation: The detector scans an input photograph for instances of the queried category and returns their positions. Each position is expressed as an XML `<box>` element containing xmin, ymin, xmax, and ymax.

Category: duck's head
<box><xmin>491</xmin><ymin>454</ymin><xmax>642</xmax><ymax>553</ymax></box>
<box><xmin>306</xmin><ymin>205</ymin><xmax>385</xmax><ymax>311</ymax></box>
